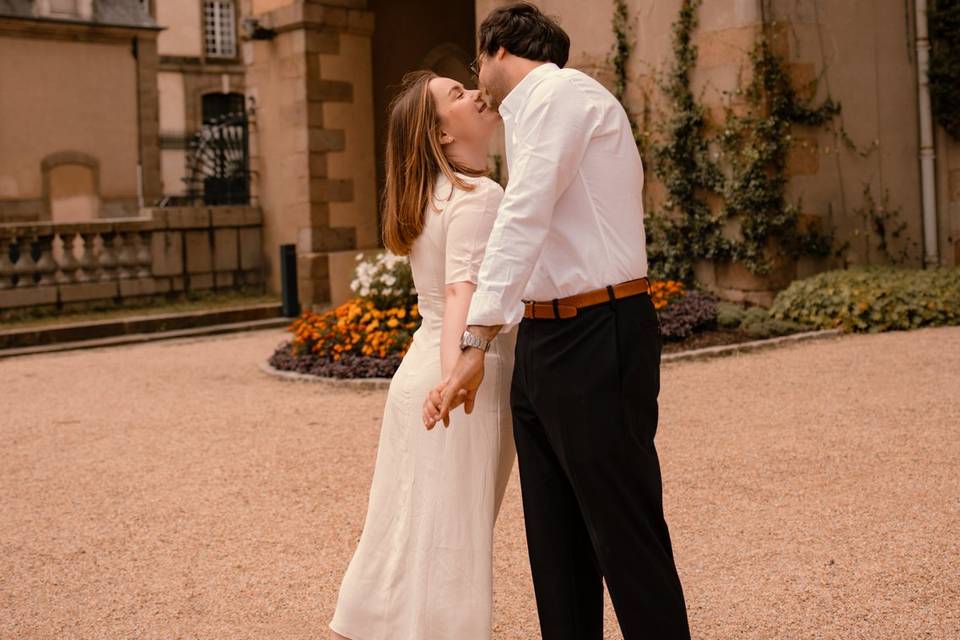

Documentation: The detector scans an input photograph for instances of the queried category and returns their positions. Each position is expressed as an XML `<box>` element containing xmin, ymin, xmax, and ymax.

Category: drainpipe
<box><xmin>133</xmin><ymin>37</ymin><xmax>145</xmax><ymax>210</ymax></box>
<box><xmin>915</xmin><ymin>0</ymin><xmax>940</xmax><ymax>266</ymax></box>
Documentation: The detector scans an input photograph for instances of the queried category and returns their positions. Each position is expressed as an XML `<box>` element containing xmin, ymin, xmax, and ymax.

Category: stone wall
<box><xmin>0</xmin><ymin>15</ymin><xmax>162</xmax><ymax>223</ymax></box>
<box><xmin>243</xmin><ymin>1</ymin><xmax>376</xmax><ymax>310</ymax></box>
<box><xmin>474</xmin><ymin>0</ymin><xmax>956</xmax><ymax>301</ymax></box>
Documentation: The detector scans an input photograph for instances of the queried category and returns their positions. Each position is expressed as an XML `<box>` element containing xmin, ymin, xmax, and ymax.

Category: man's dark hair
<box><xmin>478</xmin><ymin>2</ymin><xmax>570</xmax><ymax>68</ymax></box>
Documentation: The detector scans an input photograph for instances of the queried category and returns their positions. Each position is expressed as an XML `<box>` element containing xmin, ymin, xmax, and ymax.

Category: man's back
<box><xmin>472</xmin><ymin>62</ymin><xmax>649</xmax><ymax>327</ymax></box>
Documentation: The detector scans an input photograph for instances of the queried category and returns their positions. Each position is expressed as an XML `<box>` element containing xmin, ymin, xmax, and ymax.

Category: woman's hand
<box><xmin>423</xmin><ymin>347</ymin><xmax>485</xmax><ymax>429</ymax></box>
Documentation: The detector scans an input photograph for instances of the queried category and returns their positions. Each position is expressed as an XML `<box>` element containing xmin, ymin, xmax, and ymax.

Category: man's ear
<box><xmin>496</xmin><ymin>46</ymin><xmax>507</xmax><ymax>61</ymax></box>
<box><xmin>439</xmin><ymin>130</ymin><xmax>455</xmax><ymax>146</ymax></box>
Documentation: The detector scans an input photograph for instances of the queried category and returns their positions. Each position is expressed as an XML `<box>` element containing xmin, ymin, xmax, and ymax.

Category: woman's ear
<box><xmin>439</xmin><ymin>130</ymin><xmax>455</xmax><ymax>146</ymax></box>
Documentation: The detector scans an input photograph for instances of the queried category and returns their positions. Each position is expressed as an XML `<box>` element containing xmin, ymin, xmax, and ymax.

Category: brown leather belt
<box><xmin>522</xmin><ymin>277</ymin><xmax>651</xmax><ymax>320</ymax></box>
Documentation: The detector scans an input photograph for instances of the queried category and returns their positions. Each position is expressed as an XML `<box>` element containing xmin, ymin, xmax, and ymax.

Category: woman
<box><xmin>329</xmin><ymin>70</ymin><xmax>516</xmax><ymax>640</ymax></box>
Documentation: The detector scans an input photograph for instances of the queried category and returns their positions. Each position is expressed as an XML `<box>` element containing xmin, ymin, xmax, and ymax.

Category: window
<box><xmin>204</xmin><ymin>0</ymin><xmax>236</xmax><ymax>59</ymax></box>
<box><xmin>202</xmin><ymin>92</ymin><xmax>245</xmax><ymax>123</ymax></box>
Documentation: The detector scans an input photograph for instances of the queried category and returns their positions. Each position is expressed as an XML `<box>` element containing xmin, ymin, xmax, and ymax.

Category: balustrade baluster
<box><xmin>76</xmin><ymin>232</ymin><xmax>98</xmax><ymax>283</ymax></box>
<box><xmin>34</xmin><ymin>233</ymin><xmax>57</xmax><ymax>286</ymax></box>
<box><xmin>13</xmin><ymin>233</ymin><xmax>37</xmax><ymax>288</ymax></box>
<box><xmin>116</xmin><ymin>231</ymin><xmax>136</xmax><ymax>279</ymax></box>
<box><xmin>0</xmin><ymin>234</ymin><xmax>14</xmax><ymax>289</ymax></box>
<box><xmin>136</xmin><ymin>231</ymin><xmax>152</xmax><ymax>278</ymax></box>
<box><xmin>57</xmin><ymin>231</ymin><xmax>81</xmax><ymax>284</ymax></box>
<box><xmin>98</xmin><ymin>231</ymin><xmax>118</xmax><ymax>281</ymax></box>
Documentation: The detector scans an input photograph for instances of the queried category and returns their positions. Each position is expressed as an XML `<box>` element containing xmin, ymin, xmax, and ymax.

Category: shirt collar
<box><xmin>498</xmin><ymin>62</ymin><xmax>559</xmax><ymax>118</ymax></box>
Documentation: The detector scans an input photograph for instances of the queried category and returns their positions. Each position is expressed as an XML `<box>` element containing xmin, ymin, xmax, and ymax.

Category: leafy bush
<box><xmin>658</xmin><ymin>290</ymin><xmax>718</xmax><ymax>339</ymax></box>
<box><xmin>716</xmin><ymin>301</ymin><xmax>747</xmax><ymax>329</ymax></box>
<box><xmin>770</xmin><ymin>267</ymin><xmax>960</xmax><ymax>332</ymax></box>
<box><xmin>929</xmin><ymin>0</ymin><xmax>960</xmax><ymax>138</ymax></box>
<box><xmin>738</xmin><ymin>306</ymin><xmax>809</xmax><ymax>339</ymax></box>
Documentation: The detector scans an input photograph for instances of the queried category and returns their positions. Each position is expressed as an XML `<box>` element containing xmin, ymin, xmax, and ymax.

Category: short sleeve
<box><xmin>443</xmin><ymin>180</ymin><xmax>503</xmax><ymax>286</ymax></box>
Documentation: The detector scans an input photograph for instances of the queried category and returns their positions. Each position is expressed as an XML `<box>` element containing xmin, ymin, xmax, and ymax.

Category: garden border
<box><xmin>259</xmin><ymin>329</ymin><xmax>842</xmax><ymax>388</ymax></box>
<box><xmin>258</xmin><ymin>360</ymin><xmax>393</xmax><ymax>390</ymax></box>
<box><xmin>662</xmin><ymin>328</ymin><xmax>841</xmax><ymax>364</ymax></box>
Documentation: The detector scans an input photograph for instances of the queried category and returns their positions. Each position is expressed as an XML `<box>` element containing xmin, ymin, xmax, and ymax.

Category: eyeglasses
<box><xmin>468</xmin><ymin>52</ymin><xmax>483</xmax><ymax>78</ymax></box>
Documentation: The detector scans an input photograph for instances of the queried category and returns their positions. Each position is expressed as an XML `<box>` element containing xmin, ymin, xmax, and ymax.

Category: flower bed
<box><xmin>268</xmin><ymin>261</ymin><xmax>816</xmax><ymax>379</ymax></box>
<box><xmin>269</xmin><ymin>253</ymin><xmax>420</xmax><ymax>379</ymax></box>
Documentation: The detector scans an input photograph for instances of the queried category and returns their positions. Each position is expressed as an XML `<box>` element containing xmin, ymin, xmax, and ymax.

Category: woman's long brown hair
<box><xmin>381</xmin><ymin>70</ymin><xmax>485</xmax><ymax>256</ymax></box>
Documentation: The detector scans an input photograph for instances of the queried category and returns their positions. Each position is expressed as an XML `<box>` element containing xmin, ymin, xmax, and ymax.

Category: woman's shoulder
<box><xmin>453</xmin><ymin>172</ymin><xmax>504</xmax><ymax>196</ymax></box>
<box><xmin>433</xmin><ymin>172</ymin><xmax>502</xmax><ymax>212</ymax></box>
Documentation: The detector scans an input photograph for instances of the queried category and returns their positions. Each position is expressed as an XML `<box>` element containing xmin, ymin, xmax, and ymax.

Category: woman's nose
<box><xmin>468</xmin><ymin>89</ymin><xmax>482</xmax><ymax>102</ymax></box>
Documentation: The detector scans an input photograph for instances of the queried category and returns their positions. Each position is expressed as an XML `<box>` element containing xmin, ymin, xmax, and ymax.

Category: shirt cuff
<box><xmin>467</xmin><ymin>290</ymin><xmax>526</xmax><ymax>330</ymax></box>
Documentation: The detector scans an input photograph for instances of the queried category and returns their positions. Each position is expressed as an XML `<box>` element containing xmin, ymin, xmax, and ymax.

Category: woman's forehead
<box><xmin>428</xmin><ymin>76</ymin><xmax>461</xmax><ymax>98</ymax></box>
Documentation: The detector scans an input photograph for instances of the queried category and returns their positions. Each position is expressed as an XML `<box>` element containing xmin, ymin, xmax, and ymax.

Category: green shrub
<box><xmin>738</xmin><ymin>306</ymin><xmax>809</xmax><ymax>339</ymax></box>
<box><xmin>770</xmin><ymin>267</ymin><xmax>960</xmax><ymax>332</ymax></box>
<box><xmin>716</xmin><ymin>301</ymin><xmax>747</xmax><ymax>329</ymax></box>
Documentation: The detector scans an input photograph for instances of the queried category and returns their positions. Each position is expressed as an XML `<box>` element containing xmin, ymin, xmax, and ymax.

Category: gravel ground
<box><xmin>1</xmin><ymin>327</ymin><xmax>958</xmax><ymax>639</ymax></box>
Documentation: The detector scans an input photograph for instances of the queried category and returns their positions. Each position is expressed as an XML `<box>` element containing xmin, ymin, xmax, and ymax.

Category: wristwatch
<box><xmin>459</xmin><ymin>329</ymin><xmax>491</xmax><ymax>353</ymax></box>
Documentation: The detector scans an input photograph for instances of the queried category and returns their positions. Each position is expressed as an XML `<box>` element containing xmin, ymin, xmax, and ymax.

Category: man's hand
<box><xmin>422</xmin><ymin>347</ymin><xmax>486</xmax><ymax>430</ymax></box>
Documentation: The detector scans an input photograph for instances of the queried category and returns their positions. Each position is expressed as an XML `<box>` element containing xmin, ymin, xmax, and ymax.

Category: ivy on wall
<box><xmin>611</xmin><ymin>0</ymin><xmax>841</xmax><ymax>282</ymax></box>
<box><xmin>714</xmin><ymin>34</ymin><xmax>840</xmax><ymax>274</ymax></box>
<box><xmin>644</xmin><ymin>0</ymin><xmax>723</xmax><ymax>283</ymax></box>
<box><xmin>929</xmin><ymin>0</ymin><xmax>960</xmax><ymax>138</ymax></box>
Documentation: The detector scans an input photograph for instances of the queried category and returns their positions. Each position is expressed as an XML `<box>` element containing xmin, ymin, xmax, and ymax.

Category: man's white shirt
<box><xmin>466</xmin><ymin>62</ymin><xmax>649</xmax><ymax>329</ymax></box>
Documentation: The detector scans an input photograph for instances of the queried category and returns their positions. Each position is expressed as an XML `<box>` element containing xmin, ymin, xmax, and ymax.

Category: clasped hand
<box><xmin>422</xmin><ymin>347</ymin><xmax>486</xmax><ymax>429</ymax></box>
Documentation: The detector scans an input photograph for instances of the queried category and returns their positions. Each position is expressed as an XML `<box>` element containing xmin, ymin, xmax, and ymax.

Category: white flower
<box><xmin>355</xmin><ymin>253</ymin><xmax>364</xmax><ymax>261</ymax></box>
<box><xmin>383</xmin><ymin>275</ymin><xmax>397</xmax><ymax>287</ymax></box>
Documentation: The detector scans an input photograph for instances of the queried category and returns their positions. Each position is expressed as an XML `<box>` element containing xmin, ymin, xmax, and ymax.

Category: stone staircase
<box><xmin>0</xmin><ymin>302</ymin><xmax>291</xmax><ymax>358</ymax></box>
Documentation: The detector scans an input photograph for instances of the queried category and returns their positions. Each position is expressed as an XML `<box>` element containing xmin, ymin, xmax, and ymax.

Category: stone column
<box><xmin>136</xmin><ymin>33</ymin><xmax>163</xmax><ymax>206</ymax></box>
<box><xmin>244</xmin><ymin>0</ymin><xmax>376</xmax><ymax>311</ymax></box>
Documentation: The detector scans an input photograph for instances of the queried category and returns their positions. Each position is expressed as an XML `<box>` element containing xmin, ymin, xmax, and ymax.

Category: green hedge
<box><xmin>770</xmin><ymin>267</ymin><xmax>960</xmax><ymax>332</ymax></box>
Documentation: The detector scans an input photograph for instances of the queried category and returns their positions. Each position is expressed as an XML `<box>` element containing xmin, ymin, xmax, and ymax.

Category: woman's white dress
<box><xmin>329</xmin><ymin>173</ymin><xmax>517</xmax><ymax>640</ymax></box>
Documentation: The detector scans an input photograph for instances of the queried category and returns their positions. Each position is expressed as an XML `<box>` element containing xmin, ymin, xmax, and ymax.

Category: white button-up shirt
<box><xmin>466</xmin><ymin>62</ymin><xmax>649</xmax><ymax>329</ymax></box>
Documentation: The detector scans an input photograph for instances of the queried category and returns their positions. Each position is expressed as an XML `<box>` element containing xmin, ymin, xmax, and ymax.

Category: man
<box><xmin>423</xmin><ymin>3</ymin><xmax>690</xmax><ymax>638</ymax></box>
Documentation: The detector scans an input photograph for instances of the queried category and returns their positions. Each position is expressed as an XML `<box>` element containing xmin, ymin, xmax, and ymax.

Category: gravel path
<box><xmin>1</xmin><ymin>327</ymin><xmax>958</xmax><ymax>639</ymax></box>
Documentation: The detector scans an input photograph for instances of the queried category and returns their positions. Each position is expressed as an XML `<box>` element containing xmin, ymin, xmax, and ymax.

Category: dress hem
<box><xmin>328</xmin><ymin>619</ymin><xmax>371</xmax><ymax>640</ymax></box>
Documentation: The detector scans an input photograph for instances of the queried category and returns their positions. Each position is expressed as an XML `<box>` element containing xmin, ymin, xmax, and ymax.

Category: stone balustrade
<box><xmin>0</xmin><ymin>206</ymin><xmax>263</xmax><ymax>311</ymax></box>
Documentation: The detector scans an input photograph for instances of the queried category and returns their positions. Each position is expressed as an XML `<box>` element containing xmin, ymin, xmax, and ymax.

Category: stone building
<box><xmin>2</xmin><ymin>0</ymin><xmax>958</xmax><ymax>313</ymax></box>
<box><xmin>0</xmin><ymin>0</ymin><xmax>161</xmax><ymax>222</ymax></box>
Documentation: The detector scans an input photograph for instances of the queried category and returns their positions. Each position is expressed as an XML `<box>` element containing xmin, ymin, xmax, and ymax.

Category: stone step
<box><xmin>0</xmin><ymin>302</ymin><xmax>289</xmax><ymax>351</ymax></box>
<box><xmin>0</xmin><ymin>317</ymin><xmax>292</xmax><ymax>359</ymax></box>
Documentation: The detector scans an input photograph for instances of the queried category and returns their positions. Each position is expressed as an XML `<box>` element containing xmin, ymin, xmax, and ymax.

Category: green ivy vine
<box><xmin>645</xmin><ymin>0</ymin><xmax>724</xmax><ymax>282</ymax></box>
<box><xmin>610</xmin><ymin>0</ymin><xmax>639</xmax><ymax>142</ymax></box>
<box><xmin>929</xmin><ymin>0</ymin><xmax>960</xmax><ymax>138</ymax></box>
<box><xmin>611</xmin><ymin>0</ymin><xmax>842</xmax><ymax>282</ymax></box>
<box><xmin>714</xmin><ymin>33</ymin><xmax>840</xmax><ymax>274</ymax></box>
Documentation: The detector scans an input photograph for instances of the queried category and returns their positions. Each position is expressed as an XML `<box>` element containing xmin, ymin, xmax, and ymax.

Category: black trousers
<box><xmin>511</xmin><ymin>292</ymin><xmax>690</xmax><ymax>640</ymax></box>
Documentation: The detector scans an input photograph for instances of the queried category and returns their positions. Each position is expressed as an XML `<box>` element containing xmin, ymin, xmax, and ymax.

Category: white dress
<box><xmin>330</xmin><ymin>173</ymin><xmax>517</xmax><ymax>640</ymax></box>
